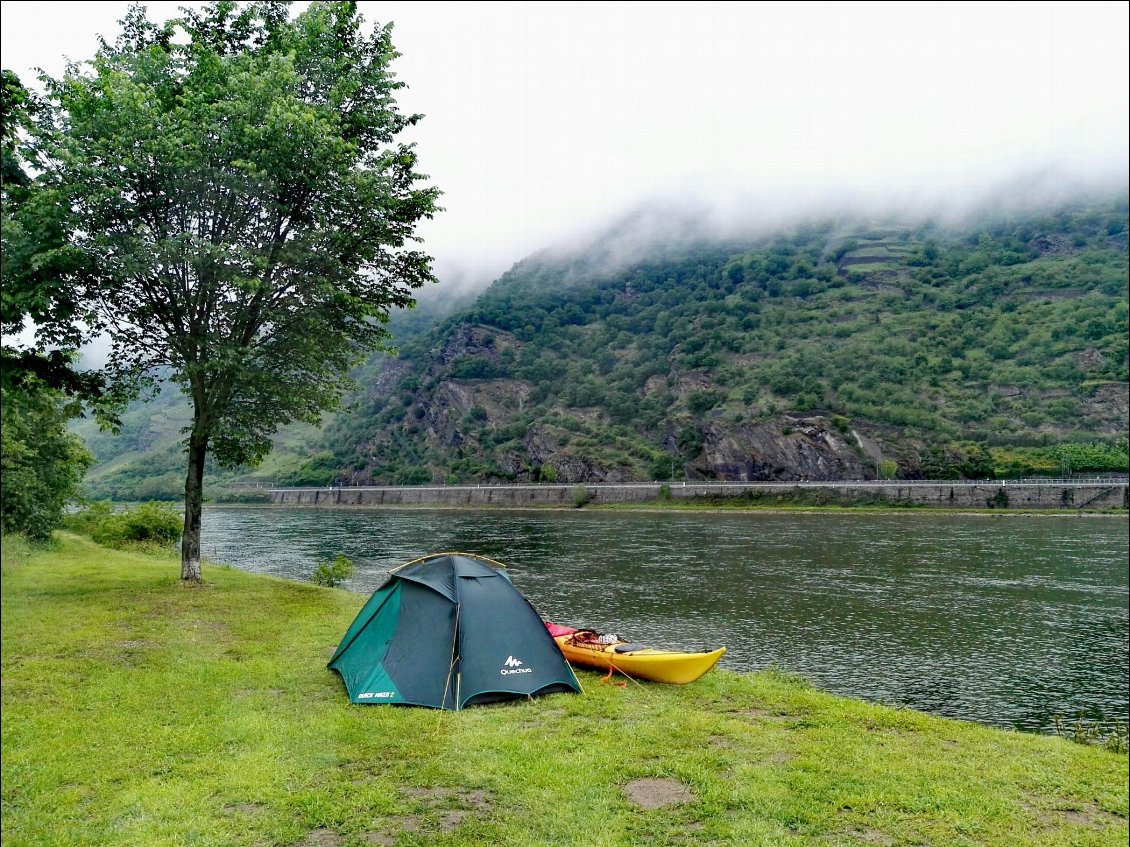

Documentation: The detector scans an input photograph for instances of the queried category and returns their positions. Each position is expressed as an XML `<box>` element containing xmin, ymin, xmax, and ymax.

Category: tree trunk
<box><xmin>181</xmin><ymin>432</ymin><xmax>207</xmax><ymax>582</ymax></box>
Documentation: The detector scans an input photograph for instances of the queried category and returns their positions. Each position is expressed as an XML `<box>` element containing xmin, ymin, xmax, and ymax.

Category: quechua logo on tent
<box><xmin>501</xmin><ymin>656</ymin><xmax>532</xmax><ymax>675</ymax></box>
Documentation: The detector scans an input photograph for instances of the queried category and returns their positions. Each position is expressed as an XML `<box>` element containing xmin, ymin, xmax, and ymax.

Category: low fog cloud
<box><xmin>388</xmin><ymin>1</ymin><xmax>1128</xmax><ymax>292</ymax></box>
<box><xmin>2</xmin><ymin>0</ymin><xmax>1127</xmax><ymax>300</ymax></box>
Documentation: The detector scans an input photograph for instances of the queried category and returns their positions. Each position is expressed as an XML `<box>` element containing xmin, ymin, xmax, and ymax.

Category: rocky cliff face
<box><xmin>1084</xmin><ymin>382</ymin><xmax>1129</xmax><ymax>431</ymax></box>
<box><xmin>353</xmin><ymin>324</ymin><xmax>899</xmax><ymax>483</ymax></box>
<box><xmin>686</xmin><ymin>417</ymin><xmax>870</xmax><ymax>481</ymax></box>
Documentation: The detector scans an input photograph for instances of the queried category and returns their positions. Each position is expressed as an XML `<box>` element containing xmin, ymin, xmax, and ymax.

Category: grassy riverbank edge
<box><xmin>2</xmin><ymin>534</ymin><xmax>1127</xmax><ymax>847</ymax></box>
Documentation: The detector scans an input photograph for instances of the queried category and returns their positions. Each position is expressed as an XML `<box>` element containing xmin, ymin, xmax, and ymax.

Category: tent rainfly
<box><xmin>328</xmin><ymin>553</ymin><xmax>582</xmax><ymax>710</ymax></box>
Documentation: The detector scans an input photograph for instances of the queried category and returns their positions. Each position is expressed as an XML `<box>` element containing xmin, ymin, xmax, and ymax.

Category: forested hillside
<box><xmin>317</xmin><ymin>196</ymin><xmax>1128</xmax><ymax>486</ymax></box>
<box><xmin>80</xmin><ymin>196</ymin><xmax>1129</xmax><ymax>496</ymax></box>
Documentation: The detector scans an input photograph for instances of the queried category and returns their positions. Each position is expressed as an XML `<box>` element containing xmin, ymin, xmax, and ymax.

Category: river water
<box><xmin>199</xmin><ymin>506</ymin><xmax>1128</xmax><ymax>734</ymax></box>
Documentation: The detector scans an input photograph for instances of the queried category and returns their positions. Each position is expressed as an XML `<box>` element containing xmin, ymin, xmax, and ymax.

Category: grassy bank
<box><xmin>2</xmin><ymin>535</ymin><xmax>1127</xmax><ymax>847</ymax></box>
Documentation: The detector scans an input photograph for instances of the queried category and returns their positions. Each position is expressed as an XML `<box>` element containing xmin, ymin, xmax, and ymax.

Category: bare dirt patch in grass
<box><xmin>834</xmin><ymin>828</ymin><xmax>895</xmax><ymax>845</ymax></box>
<box><xmin>623</xmin><ymin>777</ymin><xmax>696</xmax><ymax>809</ymax></box>
<box><xmin>439</xmin><ymin>810</ymin><xmax>470</xmax><ymax>831</ymax></box>
<box><xmin>1024</xmin><ymin>795</ymin><xmax>1129</xmax><ymax>831</ymax></box>
<box><xmin>300</xmin><ymin>828</ymin><xmax>341</xmax><ymax>846</ymax></box>
<box><xmin>402</xmin><ymin>786</ymin><xmax>492</xmax><ymax>810</ymax></box>
<box><xmin>1053</xmin><ymin>803</ymin><xmax>1128</xmax><ymax>828</ymax></box>
<box><xmin>108</xmin><ymin>639</ymin><xmax>158</xmax><ymax>666</ymax></box>
<box><xmin>365</xmin><ymin>817</ymin><xmax>420</xmax><ymax>846</ymax></box>
<box><xmin>362</xmin><ymin>785</ymin><xmax>495</xmax><ymax>842</ymax></box>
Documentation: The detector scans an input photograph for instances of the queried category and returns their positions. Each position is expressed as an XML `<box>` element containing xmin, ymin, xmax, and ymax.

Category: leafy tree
<box><xmin>960</xmin><ymin>444</ymin><xmax>995</xmax><ymax>479</ymax></box>
<box><xmin>1</xmin><ymin>70</ymin><xmax>108</xmax><ymax>401</ymax></box>
<box><xmin>687</xmin><ymin>390</ymin><xmax>724</xmax><ymax>415</ymax></box>
<box><xmin>878</xmin><ymin>459</ymin><xmax>899</xmax><ymax>480</ymax></box>
<box><xmin>29</xmin><ymin>2</ymin><xmax>440</xmax><ymax>580</ymax></box>
<box><xmin>2</xmin><ymin>72</ymin><xmax>105</xmax><ymax>542</ymax></box>
<box><xmin>1</xmin><ymin>380</ymin><xmax>93</xmax><ymax>541</ymax></box>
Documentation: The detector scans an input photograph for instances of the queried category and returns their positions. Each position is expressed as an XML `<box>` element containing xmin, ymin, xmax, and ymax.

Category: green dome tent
<box><xmin>328</xmin><ymin>553</ymin><xmax>582</xmax><ymax>710</ymax></box>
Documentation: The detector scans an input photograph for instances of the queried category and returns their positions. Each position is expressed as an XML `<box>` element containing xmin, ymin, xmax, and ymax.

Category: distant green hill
<box><xmin>72</xmin><ymin>287</ymin><xmax>477</xmax><ymax>501</ymax></box>
<box><xmin>77</xmin><ymin>195</ymin><xmax>1129</xmax><ymax>497</ymax></box>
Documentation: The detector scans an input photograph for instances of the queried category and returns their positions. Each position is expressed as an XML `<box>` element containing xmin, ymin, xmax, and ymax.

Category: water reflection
<box><xmin>200</xmin><ymin>507</ymin><xmax>1129</xmax><ymax>733</ymax></box>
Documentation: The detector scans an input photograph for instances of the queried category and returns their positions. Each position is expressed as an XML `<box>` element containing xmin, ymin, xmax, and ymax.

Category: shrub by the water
<box><xmin>62</xmin><ymin>500</ymin><xmax>115</xmax><ymax>536</ymax></box>
<box><xmin>66</xmin><ymin>501</ymin><xmax>182</xmax><ymax>551</ymax></box>
<box><xmin>312</xmin><ymin>553</ymin><xmax>354</xmax><ymax>587</ymax></box>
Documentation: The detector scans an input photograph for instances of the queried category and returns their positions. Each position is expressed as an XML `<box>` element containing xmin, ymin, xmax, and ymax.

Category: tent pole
<box><xmin>390</xmin><ymin>551</ymin><xmax>509</xmax><ymax>575</ymax></box>
<box><xmin>445</xmin><ymin>602</ymin><xmax>461</xmax><ymax>710</ymax></box>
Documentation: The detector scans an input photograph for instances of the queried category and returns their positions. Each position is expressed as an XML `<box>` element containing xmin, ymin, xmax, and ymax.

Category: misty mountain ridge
<box><xmin>79</xmin><ymin>192</ymin><xmax>1129</xmax><ymax>498</ymax></box>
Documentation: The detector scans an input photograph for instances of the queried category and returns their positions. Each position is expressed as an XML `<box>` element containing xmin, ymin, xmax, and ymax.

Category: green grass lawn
<box><xmin>2</xmin><ymin>534</ymin><xmax>1126</xmax><ymax>847</ymax></box>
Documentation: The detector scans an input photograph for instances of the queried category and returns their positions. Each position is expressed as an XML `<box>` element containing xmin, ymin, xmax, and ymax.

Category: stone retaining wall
<box><xmin>267</xmin><ymin>482</ymin><xmax>1129</xmax><ymax>510</ymax></box>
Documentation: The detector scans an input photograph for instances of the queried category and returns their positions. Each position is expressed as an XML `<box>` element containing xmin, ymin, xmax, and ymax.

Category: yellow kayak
<box><xmin>548</xmin><ymin>624</ymin><xmax>725</xmax><ymax>684</ymax></box>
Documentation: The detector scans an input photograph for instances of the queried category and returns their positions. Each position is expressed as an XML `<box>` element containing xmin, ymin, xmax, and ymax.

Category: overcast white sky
<box><xmin>1</xmin><ymin>0</ymin><xmax>1128</xmax><ymax>291</ymax></box>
